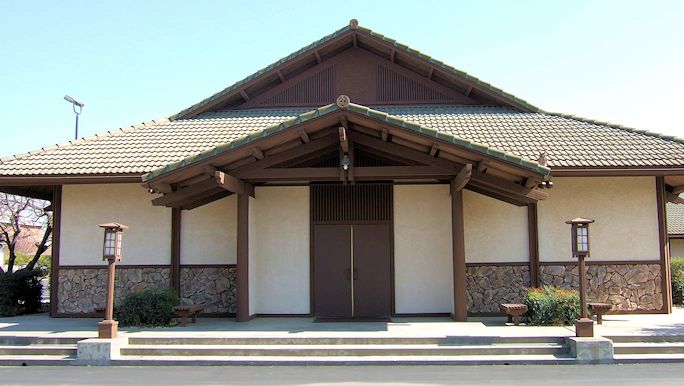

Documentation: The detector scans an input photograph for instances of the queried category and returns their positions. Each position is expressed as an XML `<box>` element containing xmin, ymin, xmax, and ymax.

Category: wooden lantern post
<box><xmin>566</xmin><ymin>217</ymin><xmax>595</xmax><ymax>337</ymax></box>
<box><xmin>97</xmin><ymin>223</ymin><xmax>128</xmax><ymax>339</ymax></box>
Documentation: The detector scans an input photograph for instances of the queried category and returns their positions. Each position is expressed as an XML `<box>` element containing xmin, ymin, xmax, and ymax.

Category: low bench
<box><xmin>173</xmin><ymin>303</ymin><xmax>207</xmax><ymax>326</ymax></box>
<box><xmin>589</xmin><ymin>302</ymin><xmax>612</xmax><ymax>324</ymax></box>
<box><xmin>499</xmin><ymin>303</ymin><xmax>528</xmax><ymax>326</ymax></box>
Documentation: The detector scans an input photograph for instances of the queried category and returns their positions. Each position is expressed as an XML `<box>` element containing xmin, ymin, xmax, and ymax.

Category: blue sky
<box><xmin>1</xmin><ymin>1</ymin><xmax>682</xmax><ymax>157</ymax></box>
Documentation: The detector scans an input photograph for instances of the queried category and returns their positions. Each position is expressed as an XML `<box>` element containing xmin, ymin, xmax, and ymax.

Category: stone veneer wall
<box><xmin>179</xmin><ymin>266</ymin><xmax>237</xmax><ymax>314</ymax></box>
<box><xmin>466</xmin><ymin>265</ymin><xmax>531</xmax><ymax>313</ymax></box>
<box><xmin>539</xmin><ymin>263</ymin><xmax>663</xmax><ymax>311</ymax></box>
<box><xmin>57</xmin><ymin>267</ymin><xmax>170</xmax><ymax>314</ymax></box>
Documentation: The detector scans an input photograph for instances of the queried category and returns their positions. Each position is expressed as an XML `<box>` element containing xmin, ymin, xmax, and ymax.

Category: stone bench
<box><xmin>499</xmin><ymin>303</ymin><xmax>528</xmax><ymax>325</ymax></box>
<box><xmin>589</xmin><ymin>302</ymin><xmax>612</xmax><ymax>324</ymax></box>
<box><xmin>173</xmin><ymin>303</ymin><xmax>207</xmax><ymax>326</ymax></box>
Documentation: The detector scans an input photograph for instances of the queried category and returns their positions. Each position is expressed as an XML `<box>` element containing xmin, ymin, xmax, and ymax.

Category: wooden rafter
<box><xmin>252</xmin><ymin>148</ymin><xmax>264</xmax><ymax>160</ymax></box>
<box><xmin>182</xmin><ymin>190</ymin><xmax>232</xmax><ymax>211</ymax></box>
<box><xmin>151</xmin><ymin>179</ymin><xmax>217</xmax><ymax>207</ymax></box>
<box><xmin>381</xmin><ymin>128</ymin><xmax>389</xmax><ymax>142</ymax></box>
<box><xmin>429</xmin><ymin>143</ymin><xmax>439</xmax><ymax>157</ymax></box>
<box><xmin>451</xmin><ymin>164</ymin><xmax>473</xmax><ymax>192</ymax></box>
<box><xmin>339</xmin><ymin>127</ymin><xmax>349</xmax><ymax>154</ymax></box>
<box><xmin>299</xmin><ymin>130</ymin><xmax>310</xmax><ymax>143</ymax></box>
<box><xmin>215</xmin><ymin>171</ymin><xmax>254</xmax><ymax>197</ymax></box>
<box><xmin>476</xmin><ymin>160</ymin><xmax>490</xmax><ymax>173</ymax></box>
<box><xmin>239</xmin><ymin>90</ymin><xmax>250</xmax><ymax>101</ymax></box>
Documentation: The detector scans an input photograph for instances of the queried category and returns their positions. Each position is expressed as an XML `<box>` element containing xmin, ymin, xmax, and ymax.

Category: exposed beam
<box><xmin>476</xmin><ymin>160</ymin><xmax>490</xmax><ymax>173</ymax></box>
<box><xmin>427</xmin><ymin>67</ymin><xmax>434</xmax><ymax>81</ymax></box>
<box><xmin>276</xmin><ymin>70</ymin><xmax>286</xmax><ymax>83</ymax></box>
<box><xmin>389</xmin><ymin>49</ymin><xmax>396</xmax><ymax>63</ymax></box>
<box><xmin>299</xmin><ymin>130</ymin><xmax>310</xmax><ymax>143</ymax></box>
<box><xmin>672</xmin><ymin>184</ymin><xmax>684</xmax><ymax>195</ymax></box>
<box><xmin>215</xmin><ymin>171</ymin><xmax>254</xmax><ymax>197</ymax></box>
<box><xmin>154</xmin><ymin>183</ymin><xmax>173</xmax><ymax>194</ymax></box>
<box><xmin>239</xmin><ymin>90</ymin><xmax>250</xmax><ymax>101</ymax></box>
<box><xmin>429</xmin><ymin>143</ymin><xmax>439</xmax><ymax>157</ymax></box>
<box><xmin>151</xmin><ymin>179</ymin><xmax>217</xmax><ymax>207</ymax></box>
<box><xmin>203</xmin><ymin>165</ymin><xmax>218</xmax><ymax>176</ymax></box>
<box><xmin>525</xmin><ymin>177</ymin><xmax>540</xmax><ymax>189</ymax></box>
<box><xmin>231</xmin><ymin>134</ymin><xmax>339</xmax><ymax>177</ymax></box>
<box><xmin>465</xmin><ymin>85</ymin><xmax>473</xmax><ymax>97</ymax></box>
<box><xmin>240</xmin><ymin>166</ymin><xmax>458</xmax><ymax>182</ymax></box>
<box><xmin>348</xmin><ymin>140</ymin><xmax>355</xmax><ymax>183</ymax></box>
<box><xmin>314</xmin><ymin>51</ymin><xmax>322</xmax><ymax>64</ymax></box>
<box><xmin>252</xmin><ymin>148</ymin><xmax>264</xmax><ymax>160</ymax></box>
<box><xmin>381</xmin><ymin>128</ymin><xmax>389</xmax><ymax>142</ymax></box>
<box><xmin>339</xmin><ymin>127</ymin><xmax>349</xmax><ymax>154</ymax></box>
<box><xmin>451</xmin><ymin>164</ymin><xmax>473</xmax><ymax>192</ymax></box>
<box><xmin>352</xmin><ymin>32</ymin><xmax>357</xmax><ymax>47</ymax></box>
<box><xmin>181</xmin><ymin>190</ymin><xmax>232</xmax><ymax>211</ymax></box>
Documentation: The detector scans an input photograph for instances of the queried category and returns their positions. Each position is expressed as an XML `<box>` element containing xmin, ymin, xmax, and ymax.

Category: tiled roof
<box><xmin>144</xmin><ymin>103</ymin><xmax>549</xmax><ymax>181</ymax></box>
<box><xmin>668</xmin><ymin>202</ymin><xmax>684</xmax><ymax>236</ymax></box>
<box><xmin>2</xmin><ymin>105</ymin><xmax>684</xmax><ymax>178</ymax></box>
<box><xmin>171</xmin><ymin>22</ymin><xmax>539</xmax><ymax>120</ymax></box>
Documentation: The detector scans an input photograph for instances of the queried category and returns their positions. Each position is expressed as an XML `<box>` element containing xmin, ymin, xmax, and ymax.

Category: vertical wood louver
<box><xmin>311</xmin><ymin>183</ymin><xmax>392</xmax><ymax>223</ymax></box>
<box><xmin>377</xmin><ymin>65</ymin><xmax>454</xmax><ymax>102</ymax></box>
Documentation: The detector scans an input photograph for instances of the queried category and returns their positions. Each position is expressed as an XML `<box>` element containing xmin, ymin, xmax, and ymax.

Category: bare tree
<box><xmin>0</xmin><ymin>193</ymin><xmax>52</xmax><ymax>274</ymax></box>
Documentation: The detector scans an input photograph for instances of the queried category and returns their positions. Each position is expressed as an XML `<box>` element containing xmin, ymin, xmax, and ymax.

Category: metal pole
<box><xmin>75</xmin><ymin>113</ymin><xmax>79</xmax><ymax>140</ymax></box>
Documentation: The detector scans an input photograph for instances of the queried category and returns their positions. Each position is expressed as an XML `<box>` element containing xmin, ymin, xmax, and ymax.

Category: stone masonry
<box><xmin>179</xmin><ymin>266</ymin><xmax>237</xmax><ymax>314</ymax></box>
<box><xmin>57</xmin><ymin>267</ymin><xmax>170</xmax><ymax>314</ymax></box>
<box><xmin>539</xmin><ymin>263</ymin><xmax>663</xmax><ymax>311</ymax></box>
<box><xmin>466</xmin><ymin>265</ymin><xmax>531</xmax><ymax>313</ymax></box>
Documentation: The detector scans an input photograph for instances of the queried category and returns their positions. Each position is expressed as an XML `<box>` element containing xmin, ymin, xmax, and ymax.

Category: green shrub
<box><xmin>115</xmin><ymin>287</ymin><xmax>179</xmax><ymax>327</ymax></box>
<box><xmin>672</xmin><ymin>258</ymin><xmax>684</xmax><ymax>305</ymax></box>
<box><xmin>0</xmin><ymin>269</ymin><xmax>45</xmax><ymax>317</ymax></box>
<box><xmin>523</xmin><ymin>286</ymin><xmax>580</xmax><ymax>326</ymax></box>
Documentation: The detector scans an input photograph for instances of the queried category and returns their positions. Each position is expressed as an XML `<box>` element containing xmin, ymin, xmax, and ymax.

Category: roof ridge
<box><xmin>169</xmin><ymin>20</ymin><xmax>540</xmax><ymax>120</ymax></box>
<box><xmin>0</xmin><ymin>118</ymin><xmax>170</xmax><ymax>165</ymax></box>
<box><xmin>544</xmin><ymin>111</ymin><xmax>684</xmax><ymax>145</ymax></box>
<box><xmin>145</xmin><ymin>101</ymin><xmax>549</xmax><ymax>182</ymax></box>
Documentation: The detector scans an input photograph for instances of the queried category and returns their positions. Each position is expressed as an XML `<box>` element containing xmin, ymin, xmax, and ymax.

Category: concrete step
<box><xmin>0</xmin><ymin>355</ymin><xmax>76</xmax><ymax>366</ymax></box>
<box><xmin>0</xmin><ymin>336</ymin><xmax>84</xmax><ymax>345</ymax></box>
<box><xmin>121</xmin><ymin>343</ymin><xmax>568</xmax><ymax>357</ymax></box>
<box><xmin>113</xmin><ymin>354</ymin><xmax>576</xmax><ymax>366</ymax></box>
<box><xmin>613</xmin><ymin>342</ymin><xmax>684</xmax><ymax>355</ymax></box>
<box><xmin>127</xmin><ymin>336</ymin><xmax>567</xmax><ymax>346</ymax></box>
<box><xmin>0</xmin><ymin>345</ymin><xmax>77</xmax><ymax>356</ymax></box>
<box><xmin>606</xmin><ymin>335</ymin><xmax>684</xmax><ymax>344</ymax></box>
<box><xmin>614</xmin><ymin>353</ymin><xmax>684</xmax><ymax>363</ymax></box>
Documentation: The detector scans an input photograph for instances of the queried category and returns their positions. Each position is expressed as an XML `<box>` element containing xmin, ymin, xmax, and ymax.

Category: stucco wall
<box><xmin>463</xmin><ymin>190</ymin><xmax>529</xmax><ymax>263</ymax></box>
<box><xmin>60</xmin><ymin>184</ymin><xmax>171</xmax><ymax>266</ymax></box>
<box><xmin>180</xmin><ymin>195</ymin><xmax>236</xmax><ymax>264</ymax></box>
<box><xmin>670</xmin><ymin>238</ymin><xmax>684</xmax><ymax>258</ymax></box>
<box><xmin>394</xmin><ymin>184</ymin><xmax>454</xmax><ymax>314</ymax></box>
<box><xmin>251</xmin><ymin>186</ymin><xmax>310</xmax><ymax>314</ymax></box>
<box><xmin>538</xmin><ymin>177</ymin><xmax>659</xmax><ymax>262</ymax></box>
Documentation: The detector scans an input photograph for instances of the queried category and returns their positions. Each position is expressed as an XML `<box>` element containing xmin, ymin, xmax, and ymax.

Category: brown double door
<box><xmin>313</xmin><ymin>223</ymin><xmax>392</xmax><ymax>319</ymax></box>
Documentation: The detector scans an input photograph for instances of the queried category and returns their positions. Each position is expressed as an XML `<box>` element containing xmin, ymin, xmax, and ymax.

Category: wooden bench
<box><xmin>589</xmin><ymin>302</ymin><xmax>612</xmax><ymax>324</ymax></box>
<box><xmin>499</xmin><ymin>303</ymin><xmax>528</xmax><ymax>326</ymax></box>
<box><xmin>173</xmin><ymin>303</ymin><xmax>207</xmax><ymax>326</ymax></box>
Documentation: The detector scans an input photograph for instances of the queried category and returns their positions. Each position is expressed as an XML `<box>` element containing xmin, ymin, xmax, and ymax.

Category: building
<box><xmin>0</xmin><ymin>20</ymin><xmax>681</xmax><ymax>320</ymax></box>
<box><xmin>668</xmin><ymin>201</ymin><xmax>684</xmax><ymax>258</ymax></box>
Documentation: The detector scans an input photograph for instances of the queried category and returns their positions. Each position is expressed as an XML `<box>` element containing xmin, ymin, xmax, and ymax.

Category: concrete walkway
<box><xmin>1</xmin><ymin>307</ymin><xmax>683</xmax><ymax>339</ymax></box>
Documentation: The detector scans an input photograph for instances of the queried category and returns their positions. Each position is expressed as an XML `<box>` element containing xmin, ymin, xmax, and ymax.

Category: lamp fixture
<box><xmin>341</xmin><ymin>154</ymin><xmax>351</xmax><ymax>171</ymax></box>
<box><xmin>64</xmin><ymin>94</ymin><xmax>84</xmax><ymax>140</ymax></box>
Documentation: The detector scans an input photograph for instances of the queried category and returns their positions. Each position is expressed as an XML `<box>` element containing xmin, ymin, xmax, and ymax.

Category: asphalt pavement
<box><xmin>1</xmin><ymin>363</ymin><xmax>683</xmax><ymax>385</ymax></box>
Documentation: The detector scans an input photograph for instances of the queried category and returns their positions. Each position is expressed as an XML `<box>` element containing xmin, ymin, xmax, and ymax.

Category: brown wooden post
<box><xmin>98</xmin><ymin>258</ymin><xmax>118</xmax><ymax>338</ymax></box>
<box><xmin>578</xmin><ymin>255</ymin><xmax>588</xmax><ymax>319</ymax></box>
<box><xmin>49</xmin><ymin>185</ymin><xmax>62</xmax><ymax>317</ymax></box>
<box><xmin>171</xmin><ymin>208</ymin><xmax>181</xmax><ymax>294</ymax></box>
<box><xmin>450</xmin><ymin>181</ymin><xmax>468</xmax><ymax>321</ymax></box>
<box><xmin>656</xmin><ymin>176</ymin><xmax>673</xmax><ymax>313</ymax></box>
<box><xmin>236</xmin><ymin>193</ymin><xmax>250</xmax><ymax>322</ymax></box>
<box><xmin>528</xmin><ymin>203</ymin><xmax>540</xmax><ymax>288</ymax></box>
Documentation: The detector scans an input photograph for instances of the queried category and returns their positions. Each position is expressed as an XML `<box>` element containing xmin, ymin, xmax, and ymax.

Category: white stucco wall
<box><xmin>180</xmin><ymin>195</ymin><xmax>236</xmax><ymax>265</ymax></box>
<box><xmin>60</xmin><ymin>184</ymin><xmax>171</xmax><ymax>266</ymax></box>
<box><xmin>538</xmin><ymin>177</ymin><xmax>660</xmax><ymax>262</ymax></box>
<box><xmin>394</xmin><ymin>184</ymin><xmax>454</xmax><ymax>314</ymax></box>
<box><xmin>670</xmin><ymin>238</ymin><xmax>684</xmax><ymax>258</ymax></box>
<box><xmin>463</xmin><ymin>190</ymin><xmax>529</xmax><ymax>263</ymax></box>
<box><xmin>251</xmin><ymin>186</ymin><xmax>310</xmax><ymax>314</ymax></box>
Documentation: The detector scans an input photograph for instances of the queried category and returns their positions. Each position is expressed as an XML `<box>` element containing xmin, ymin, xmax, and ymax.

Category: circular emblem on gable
<box><xmin>349</xmin><ymin>19</ymin><xmax>359</xmax><ymax>28</ymax></box>
<box><xmin>336</xmin><ymin>95</ymin><xmax>351</xmax><ymax>108</ymax></box>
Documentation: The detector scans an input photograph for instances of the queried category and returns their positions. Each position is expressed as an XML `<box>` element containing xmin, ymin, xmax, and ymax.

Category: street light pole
<box><xmin>63</xmin><ymin>95</ymin><xmax>84</xmax><ymax>140</ymax></box>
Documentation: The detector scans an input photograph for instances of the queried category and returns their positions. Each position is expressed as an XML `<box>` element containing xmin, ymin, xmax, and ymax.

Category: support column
<box><xmin>50</xmin><ymin>185</ymin><xmax>62</xmax><ymax>317</ymax></box>
<box><xmin>656</xmin><ymin>176</ymin><xmax>673</xmax><ymax>313</ymax></box>
<box><xmin>528</xmin><ymin>203</ymin><xmax>540</xmax><ymax>288</ymax></box>
<box><xmin>170</xmin><ymin>208</ymin><xmax>181</xmax><ymax>294</ymax></box>
<box><xmin>450</xmin><ymin>181</ymin><xmax>467</xmax><ymax>321</ymax></box>
<box><xmin>236</xmin><ymin>193</ymin><xmax>250</xmax><ymax>322</ymax></box>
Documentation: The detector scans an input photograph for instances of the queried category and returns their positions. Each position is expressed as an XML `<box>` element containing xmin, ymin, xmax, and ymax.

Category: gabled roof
<box><xmin>3</xmin><ymin>105</ymin><xmax>684</xmax><ymax>178</ymax></box>
<box><xmin>144</xmin><ymin>102</ymin><xmax>550</xmax><ymax>182</ymax></box>
<box><xmin>171</xmin><ymin>20</ymin><xmax>540</xmax><ymax>119</ymax></box>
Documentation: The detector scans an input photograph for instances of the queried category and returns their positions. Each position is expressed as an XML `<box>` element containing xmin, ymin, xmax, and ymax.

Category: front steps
<box><xmin>610</xmin><ymin>335</ymin><xmax>684</xmax><ymax>362</ymax></box>
<box><xmin>0</xmin><ymin>336</ymin><xmax>81</xmax><ymax>365</ymax></box>
<box><xmin>115</xmin><ymin>336</ymin><xmax>572</xmax><ymax>365</ymax></box>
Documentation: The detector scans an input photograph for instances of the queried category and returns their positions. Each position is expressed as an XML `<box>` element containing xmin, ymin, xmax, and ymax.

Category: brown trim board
<box><xmin>528</xmin><ymin>203</ymin><xmax>540</xmax><ymax>287</ymax></box>
<box><xmin>0</xmin><ymin>174</ymin><xmax>143</xmax><ymax>186</ymax></box>
<box><xmin>171</xmin><ymin>208</ymin><xmax>181</xmax><ymax>294</ymax></box>
<box><xmin>657</xmin><ymin>176</ymin><xmax>673</xmax><ymax>313</ymax></box>
<box><xmin>49</xmin><ymin>185</ymin><xmax>62</xmax><ymax>317</ymax></box>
